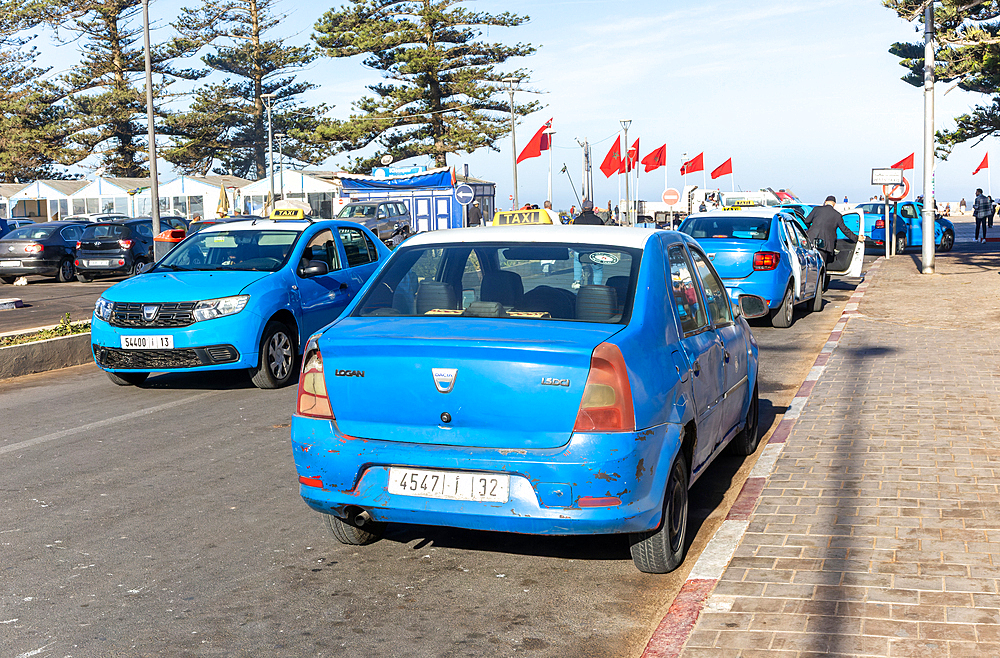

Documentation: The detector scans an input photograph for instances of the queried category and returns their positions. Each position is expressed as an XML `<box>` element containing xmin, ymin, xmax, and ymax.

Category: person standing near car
<box><xmin>804</xmin><ymin>195</ymin><xmax>858</xmax><ymax>264</ymax></box>
<box><xmin>571</xmin><ymin>200</ymin><xmax>605</xmax><ymax>288</ymax></box>
<box><xmin>974</xmin><ymin>188</ymin><xmax>990</xmax><ymax>242</ymax></box>
<box><xmin>466</xmin><ymin>200</ymin><xmax>483</xmax><ymax>227</ymax></box>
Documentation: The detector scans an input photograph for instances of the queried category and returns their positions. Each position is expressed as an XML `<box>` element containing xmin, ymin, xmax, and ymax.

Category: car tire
<box><xmin>76</xmin><ymin>272</ymin><xmax>93</xmax><ymax>283</ymax></box>
<box><xmin>629</xmin><ymin>453</ymin><xmax>689</xmax><ymax>574</ymax></box>
<box><xmin>56</xmin><ymin>258</ymin><xmax>75</xmax><ymax>283</ymax></box>
<box><xmin>728</xmin><ymin>384</ymin><xmax>760</xmax><ymax>456</ymax></box>
<box><xmin>0</xmin><ymin>275</ymin><xmax>14</xmax><ymax>285</ymax></box>
<box><xmin>249</xmin><ymin>320</ymin><xmax>297</xmax><ymax>389</ymax></box>
<box><xmin>106</xmin><ymin>371</ymin><xmax>149</xmax><ymax>386</ymax></box>
<box><xmin>811</xmin><ymin>271</ymin><xmax>824</xmax><ymax>313</ymax></box>
<box><xmin>895</xmin><ymin>233</ymin><xmax>906</xmax><ymax>254</ymax></box>
<box><xmin>940</xmin><ymin>229</ymin><xmax>954</xmax><ymax>252</ymax></box>
<box><xmin>325</xmin><ymin>513</ymin><xmax>386</xmax><ymax>546</ymax></box>
<box><xmin>770</xmin><ymin>285</ymin><xmax>794</xmax><ymax>328</ymax></box>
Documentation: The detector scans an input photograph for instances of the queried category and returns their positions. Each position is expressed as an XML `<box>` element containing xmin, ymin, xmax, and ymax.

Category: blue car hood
<box><xmin>316</xmin><ymin>317</ymin><xmax>625</xmax><ymax>450</ymax></box>
<box><xmin>103</xmin><ymin>270</ymin><xmax>271</xmax><ymax>302</ymax></box>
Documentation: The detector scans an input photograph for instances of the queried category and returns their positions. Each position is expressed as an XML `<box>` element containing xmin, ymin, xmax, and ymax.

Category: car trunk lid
<box><xmin>700</xmin><ymin>239</ymin><xmax>758</xmax><ymax>279</ymax></box>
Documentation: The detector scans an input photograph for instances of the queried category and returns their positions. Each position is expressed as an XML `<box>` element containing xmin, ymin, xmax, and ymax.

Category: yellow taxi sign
<box><xmin>270</xmin><ymin>208</ymin><xmax>306</xmax><ymax>220</ymax></box>
<box><xmin>491</xmin><ymin>209</ymin><xmax>552</xmax><ymax>226</ymax></box>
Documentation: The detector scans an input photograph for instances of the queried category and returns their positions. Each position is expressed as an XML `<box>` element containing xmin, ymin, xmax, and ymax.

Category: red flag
<box><xmin>680</xmin><ymin>152</ymin><xmax>704</xmax><ymax>175</ymax></box>
<box><xmin>974</xmin><ymin>152</ymin><xmax>989</xmax><ymax>175</ymax></box>
<box><xmin>711</xmin><ymin>158</ymin><xmax>733</xmax><ymax>180</ymax></box>
<box><xmin>641</xmin><ymin>145</ymin><xmax>666</xmax><ymax>173</ymax></box>
<box><xmin>891</xmin><ymin>153</ymin><xmax>914</xmax><ymax>170</ymax></box>
<box><xmin>620</xmin><ymin>139</ymin><xmax>639</xmax><ymax>174</ymax></box>
<box><xmin>516</xmin><ymin>118</ymin><xmax>552</xmax><ymax>164</ymax></box>
<box><xmin>600</xmin><ymin>136</ymin><xmax>622</xmax><ymax>178</ymax></box>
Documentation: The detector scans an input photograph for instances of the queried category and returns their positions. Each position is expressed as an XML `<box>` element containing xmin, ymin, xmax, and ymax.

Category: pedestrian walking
<box><xmin>804</xmin><ymin>195</ymin><xmax>859</xmax><ymax>264</ymax></box>
<box><xmin>974</xmin><ymin>188</ymin><xmax>990</xmax><ymax>242</ymax></box>
<box><xmin>960</xmin><ymin>197</ymin><xmax>967</xmax><ymax>214</ymax></box>
<box><xmin>466</xmin><ymin>200</ymin><xmax>483</xmax><ymax>226</ymax></box>
<box><xmin>843</xmin><ymin>195</ymin><xmax>848</xmax><ymax>203</ymax></box>
<box><xmin>699</xmin><ymin>200</ymin><xmax>707</xmax><ymax>212</ymax></box>
<box><xmin>568</xmin><ymin>204</ymin><xmax>575</xmax><ymax>218</ymax></box>
<box><xmin>542</xmin><ymin>200</ymin><xmax>561</xmax><ymax>225</ymax></box>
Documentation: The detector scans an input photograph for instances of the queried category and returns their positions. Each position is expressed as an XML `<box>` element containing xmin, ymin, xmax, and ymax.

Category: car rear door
<box><xmin>337</xmin><ymin>226</ymin><xmax>382</xmax><ymax>290</ymax></box>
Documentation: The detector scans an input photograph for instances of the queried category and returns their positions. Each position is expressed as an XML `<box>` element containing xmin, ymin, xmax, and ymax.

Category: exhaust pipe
<box><xmin>353</xmin><ymin>510</ymin><xmax>372</xmax><ymax>527</ymax></box>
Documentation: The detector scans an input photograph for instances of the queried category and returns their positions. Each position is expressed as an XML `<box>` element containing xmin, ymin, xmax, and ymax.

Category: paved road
<box><xmin>0</xmin><ymin>264</ymin><xmax>871</xmax><ymax>658</ymax></box>
<box><xmin>0</xmin><ymin>277</ymin><xmax>117</xmax><ymax>334</ymax></box>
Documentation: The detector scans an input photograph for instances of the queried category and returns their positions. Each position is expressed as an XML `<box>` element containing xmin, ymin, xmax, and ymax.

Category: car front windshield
<box><xmin>353</xmin><ymin>242</ymin><xmax>641</xmax><ymax>323</ymax></box>
<box><xmin>6</xmin><ymin>226</ymin><xmax>57</xmax><ymax>240</ymax></box>
<box><xmin>155</xmin><ymin>229</ymin><xmax>300</xmax><ymax>272</ymax></box>
<box><xmin>338</xmin><ymin>205</ymin><xmax>376</xmax><ymax>218</ymax></box>
<box><xmin>680</xmin><ymin>215</ymin><xmax>771</xmax><ymax>240</ymax></box>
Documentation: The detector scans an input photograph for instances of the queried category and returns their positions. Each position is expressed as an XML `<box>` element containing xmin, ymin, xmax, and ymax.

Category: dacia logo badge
<box><xmin>432</xmin><ymin>368</ymin><xmax>457</xmax><ymax>393</ymax></box>
<box><xmin>142</xmin><ymin>304</ymin><xmax>159</xmax><ymax>321</ymax></box>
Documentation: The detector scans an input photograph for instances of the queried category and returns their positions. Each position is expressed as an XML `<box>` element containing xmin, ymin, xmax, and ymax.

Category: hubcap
<box><xmin>667</xmin><ymin>466</ymin><xmax>685</xmax><ymax>551</ymax></box>
<box><xmin>267</xmin><ymin>332</ymin><xmax>293</xmax><ymax>379</ymax></box>
<box><xmin>61</xmin><ymin>261</ymin><xmax>72</xmax><ymax>279</ymax></box>
<box><xmin>785</xmin><ymin>291</ymin><xmax>793</xmax><ymax>321</ymax></box>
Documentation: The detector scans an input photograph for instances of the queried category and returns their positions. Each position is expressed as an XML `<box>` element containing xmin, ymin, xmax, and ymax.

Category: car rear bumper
<box><xmin>291</xmin><ymin>416</ymin><xmax>683</xmax><ymax>536</ymax></box>
<box><xmin>76</xmin><ymin>253</ymin><xmax>132</xmax><ymax>275</ymax></box>
<box><xmin>722</xmin><ymin>274</ymin><xmax>786</xmax><ymax>309</ymax></box>
<box><xmin>0</xmin><ymin>257</ymin><xmax>61</xmax><ymax>277</ymax></box>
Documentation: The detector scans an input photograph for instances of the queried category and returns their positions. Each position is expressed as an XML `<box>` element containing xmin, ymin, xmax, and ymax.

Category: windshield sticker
<box><xmin>213</xmin><ymin>236</ymin><xmax>226</xmax><ymax>242</ymax></box>
<box><xmin>589</xmin><ymin>252</ymin><xmax>620</xmax><ymax>265</ymax></box>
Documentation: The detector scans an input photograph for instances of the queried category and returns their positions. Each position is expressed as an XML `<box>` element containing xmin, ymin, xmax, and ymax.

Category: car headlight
<box><xmin>193</xmin><ymin>295</ymin><xmax>249</xmax><ymax>322</ymax></box>
<box><xmin>95</xmin><ymin>297</ymin><xmax>113</xmax><ymax>322</ymax></box>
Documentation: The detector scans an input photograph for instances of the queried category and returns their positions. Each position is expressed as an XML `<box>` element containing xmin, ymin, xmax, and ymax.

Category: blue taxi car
<box><xmin>867</xmin><ymin>201</ymin><xmax>955</xmax><ymax>253</ymax></box>
<box><xmin>679</xmin><ymin>209</ymin><xmax>825</xmax><ymax>328</ymax></box>
<box><xmin>90</xmin><ymin>210</ymin><xmax>389</xmax><ymax>388</ymax></box>
<box><xmin>290</xmin><ymin>225</ymin><xmax>769</xmax><ymax>574</ymax></box>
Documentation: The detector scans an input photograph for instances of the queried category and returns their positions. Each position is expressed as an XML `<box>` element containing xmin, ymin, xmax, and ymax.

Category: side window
<box><xmin>901</xmin><ymin>205</ymin><xmax>917</xmax><ymax>220</ymax></box>
<box><xmin>60</xmin><ymin>226</ymin><xmax>82</xmax><ymax>242</ymax></box>
<box><xmin>364</xmin><ymin>234</ymin><xmax>379</xmax><ymax>261</ymax></box>
<box><xmin>791</xmin><ymin>222</ymin><xmax>809</xmax><ymax>248</ymax></box>
<box><xmin>303</xmin><ymin>229</ymin><xmax>342</xmax><ymax>273</ymax></box>
<box><xmin>689</xmin><ymin>248</ymin><xmax>733</xmax><ymax>326</ymax></box>
<box><xmin>339</xmin><ymin>227</ymin><xmax>375</xmax><ymax>267</ymax></box>
<box><xmin>135</xmin><ymin>223</ymin><xmax>154</xmax><ymax>238</ymax></box>
<box><xmin>666</xmin><ymin>245</ymin><xmax>708</xmax><ymax>335</ymax></box>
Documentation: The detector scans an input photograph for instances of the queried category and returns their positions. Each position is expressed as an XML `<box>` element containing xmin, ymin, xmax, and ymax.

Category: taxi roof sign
<box><xmin>491</xmin><ymin>209</ymin><xmax>553</xmax><ymax>226</ymax></box>
<box><xmin>270</xmin><ymin>208</ymin><xmax>307</xmax><ymax>220</ymax></box>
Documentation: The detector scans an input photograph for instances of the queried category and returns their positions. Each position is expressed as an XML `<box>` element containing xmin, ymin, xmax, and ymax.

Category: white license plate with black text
<box><xmin>121</xmin><ymin>335</ymin><xmax>173</xmax><ymax>349</ymax></box>
<box><xmin>89</xmin><ymin>259</ymin><xmax>110</xmax><ymax>267</ymax></box>
<box><xmin>387</xmin><ymin>468</ymin><xmax>510</xmax><ymax>503</ymax></box>
<box><xmin>0</xmin><ymin>260</ymin><xmax>21</xmax><ymax>267</ymax></box>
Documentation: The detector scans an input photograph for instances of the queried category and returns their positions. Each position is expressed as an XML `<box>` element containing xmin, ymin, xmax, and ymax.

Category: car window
<box><xmin>82</xmin><ymin>224</ymin><xmax>128</xmax><ymax>239</ymax></box>
<box><xmin>134</xmin><ymin>222</ymin><xmax>154</xmax><ymax>238</ymax></box>
<box><xmin>339</xmin><ymin>227</ymin><xmax>375</xmax><ymax>267</ymax></box>
<box><xmin>680</xmin><ymin>215</ymin><xmax>771</xmax><ymax>240</ymax></box>
<box><xmin>337</xmin><ymin>205</ymin><xmax>376</xmax><ymax>219</ymax></box>
<box><xmin>666</xmin><ymin>245</ymin><xmax>708</xmax><ymax>335</ymax></box>
<box><xmin>7</xmin><ymin>225</ymin><xmax>57</xmax><ymax>240</ymax></box>
<box><xmin>789</xmin><ymin>221</ymin><xmax>810</xmax><ymax>249</ymax></box>
<box><xmin>395</xmin><ymin>202</ymin><xmax>408</xmax><ymax>216</ymax></box>
<box><xmin>302</xmin><ymin>229</ymin><xmax>342</xmax><ymax>273</ymax></box>
<box><xmin>688</xmin><ymin>248</ymin><xmax>733</xmax><ymax>327</ymax></box>
<box><xmin>60</xmin><ymin>226</ymin><xmax>82</xmax><ymax>242</ymax></box>
<box><xmin>901</xmin><ymin>205</ymin><xmax>918</xmax><ymax>219</ymax></box>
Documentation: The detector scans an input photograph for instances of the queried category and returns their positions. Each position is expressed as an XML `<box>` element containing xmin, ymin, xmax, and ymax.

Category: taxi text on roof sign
<box><xmin>270</xmin><ymin>208</ymin><xmax>306</xmax><ymax>220</ymax></box>
<box><xmin>491</xmin><ymin>209</ymin><xmax>552</xmax><ymax>226</ymax></box>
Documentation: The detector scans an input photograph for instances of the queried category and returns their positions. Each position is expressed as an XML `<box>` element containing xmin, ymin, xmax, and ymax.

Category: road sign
<box><xmin>871</xmin><ymin>168</ymin><xmax>904</xmax><ymax>186</ymax></box>
<box><xmin>883</xmin><ymin>176</ymin><xmax>910</xmax><ymax>201</ymax></box>
<box><xmin>662</xmin><ymin>188</ymin><xmax>680</xmax><ymax>205</ymax></box>
<box><xmin>455</xmin><ymin>184</ymin><xmax>475</xmax><ymax>206</ymax></box>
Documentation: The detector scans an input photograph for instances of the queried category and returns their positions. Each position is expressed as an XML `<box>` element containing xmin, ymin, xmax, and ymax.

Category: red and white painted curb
<box><xmin>641</xmin><ymin>257</ymin><xmax>885</xmax><ymax>658</ymax></box>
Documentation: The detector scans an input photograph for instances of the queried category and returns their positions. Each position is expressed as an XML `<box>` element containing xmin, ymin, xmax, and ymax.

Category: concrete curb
<box><xmin>641</xmin><ymin>258</ymin><xmax>885</xmax><ymax>658</ymax></box>
<box><xmin>0</xmin><ymin>332</ymin><xmax>93</xmax><ymax>381</ymax></box>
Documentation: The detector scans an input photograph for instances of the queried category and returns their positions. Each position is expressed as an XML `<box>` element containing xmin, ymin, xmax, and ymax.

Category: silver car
<box><xmin>336</xmin><ymin>201</ymin><xmax>412</xmax><ymax>246</ymax></box>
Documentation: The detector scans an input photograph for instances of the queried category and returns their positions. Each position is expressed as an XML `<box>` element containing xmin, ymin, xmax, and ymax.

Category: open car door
<box><xmin>827</xmin><ymin>210</ymin><xmax>865</xmax><ymax>278</ymax></box>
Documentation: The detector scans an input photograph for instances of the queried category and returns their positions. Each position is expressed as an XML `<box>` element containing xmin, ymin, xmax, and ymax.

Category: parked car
<box><xmin>0</xmin><ymin>220</ymin><xmax>88</xmax><ymax>283</ymax></box>
<box><xmin>75</xmin><ymin>218</ymin><xmax>156</xmax><ymax>281</ymax></box>
<box><xmin>63</xmin><ymin>213</ymin><xmax>130</xmax><ymax>223</ymax></box>
<box><xmin>679</xmin><ymin>209</ymin><xmax>826</xmax><ymax>327</ymax></box>
<box><xmin>868</xmin><ymin>201</ymin><xmax>955</xmax><ymax>253</ymax></box>
<box><xmin>336</xmin><ymin>201</ymin><xmax>412</xmax><ymax>246</ymax></box>
<box><xmin>89</xmin><ymin>216</ymin><xmax>390</xmax><ymax>389</ymax></box>
<box><xmin>290</xmin><ymin>225</ymin><xmax>768</xmax><ymax>574</ymax></box>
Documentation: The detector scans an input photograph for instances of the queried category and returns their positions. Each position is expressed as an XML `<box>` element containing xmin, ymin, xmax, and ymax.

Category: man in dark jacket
<box><xmin>804</xmin><ymin>195</ymin><xmax>858</xmax><ymax>264</ymax></box>
<box><xmin>572</xmin><ymin>199</ymin><xmax>604</xmax><ymax>225</ymax></box>
<box><xmin>466</xmin><ymin>200</ymin><xmax>483</xmax><ymax>226</ymax></box>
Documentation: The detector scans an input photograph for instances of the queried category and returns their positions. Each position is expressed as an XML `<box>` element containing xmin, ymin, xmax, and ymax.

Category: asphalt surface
<box><xmin>0</xmin><ymin>260</ymin><xmax>872</xmax><ymax>658</ymax></box>
<box><xmin>0</xmin><ymin>277</ymin><xmax>117</xmax><ymax>334</ymax></box>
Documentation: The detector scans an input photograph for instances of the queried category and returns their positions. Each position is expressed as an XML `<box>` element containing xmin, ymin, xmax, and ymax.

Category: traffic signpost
<box><xmin>872</xmin><ymin>168</ymin><xmax>904</xmax><ymax>259</ymax></box>
<box><xmin>455</xmin><ymin>184</ymin><xmax>475</xmax><ymax>206</ymax></box>
<box><xmin>662</xmin><ymin>188</ymin><xmax>680</xmax><ymax>228</ymax></box>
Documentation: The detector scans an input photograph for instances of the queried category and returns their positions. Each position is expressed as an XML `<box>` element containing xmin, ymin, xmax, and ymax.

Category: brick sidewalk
<box><xmin>678</xmin><ymin>244</ymin><xmax>1000</xmax><ymax>656</ymax></box>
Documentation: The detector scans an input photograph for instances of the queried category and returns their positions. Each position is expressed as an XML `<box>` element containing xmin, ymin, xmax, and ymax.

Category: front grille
<box><xmin>93</xmin><ymin>344</ymin><xmax>240</xmax><ymax>370</ymax></box>
<box><xmin>111</xmin><ymin>302</ymin><xmax>196</xmax><ymax>328</ymax></box>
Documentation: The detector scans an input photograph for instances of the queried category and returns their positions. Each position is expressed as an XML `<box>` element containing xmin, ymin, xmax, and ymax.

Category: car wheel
<box><xmin>106</xmin><ymin>371</ymin><xmax>149</xmax><ymax>386</ymax></box>
<box><xmin>728</xmin><ymin>384</ymin><xmax>760</xmax><ymax>456</ymax></box>
<box><xmin>629</xmin><ymin>453</ymin><xmax>689</xmax><ymax>574</ymax></box>
<box><xmin>940</xmin><ymin>230</ymin><xmax>954</xmax><ymax>252</ymax></box>
<box><xmin>56</xmin><ymin>258</ymin><xmax>75</xmax><ymax>283</ymax></box>
<box><xmin>76</xmin><ymin>272</ymin><xmax>93</xmax><ymax>283</ymax></box>
<box><xmin>770</xmin><ymin>285</ymin><xmax>794</xmax><ymax>328</ymax></box>
<box><xmin>325</xmin><ymin>513</ymin><xmax>386</xmax><ymax>546</ymax></box>
<box><xmin>0</xmin><ymin>275</ymin><xmax>14</xmax><ymax>285</ymax></box>
<box><xmin>249</xmin><ymin>320</ymin><xmax>297</xmax><ymax>389</ymax></box>
<box><xmin>811</xmin><ymin>271</ymin><xmax>824</xmax><ymax>313</ymax></box>
<box><xmin>895</xmin><ymin>233</ymin><xmax>906</xmax><ymax>254</ymax></box>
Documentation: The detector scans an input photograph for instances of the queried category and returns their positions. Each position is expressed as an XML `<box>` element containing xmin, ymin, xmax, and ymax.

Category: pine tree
<box><xmin>162</xmin><ymin>0</ymin><xmax>330</xmax><ymax>178</ymax></box>
<box><xmin>886</xmin><ymin>1</ymin><xmax>1000</xmax><ymax>154</ymax></box>
<box><xmin>312</xmin><ymin>0</ymin><xmax>540</xmax><ymax>173</ymax></box>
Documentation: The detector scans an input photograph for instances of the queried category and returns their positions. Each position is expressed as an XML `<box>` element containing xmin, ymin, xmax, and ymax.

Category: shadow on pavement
<box><xmin>137</xmin><ymin>369</ymin><xmax>262</xmax><ymax>391</ymax></box>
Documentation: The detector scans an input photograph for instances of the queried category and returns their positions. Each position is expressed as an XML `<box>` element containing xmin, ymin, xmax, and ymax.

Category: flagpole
<box><xmin>547</xmin><ymin>129</ymin><xmax>554</xmax><ymax>204</ymax></box>
<box><xmin>989</xmin><ymin>153</ymin><xmax>992</xmax><ymax>197</ymax></box>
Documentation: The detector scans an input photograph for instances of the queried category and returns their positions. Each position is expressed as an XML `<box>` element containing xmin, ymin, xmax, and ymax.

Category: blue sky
<box><xmin>32</xmin><ymin>0</ymin><xmax>997</xmax><ymax>206</ymax></box>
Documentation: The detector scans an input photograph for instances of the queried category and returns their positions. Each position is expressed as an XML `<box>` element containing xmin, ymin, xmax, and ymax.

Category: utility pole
<box><xmin>921</xmin><ymin>1</ymin><xmax>935</xmax><ymax>274</ymax></box>
<box><xmin>275</xmin><ymin>132</ymin><xmax>286</xmax><ymax>200</ymax></box>
<box><xmin>576</xmin><ymin>138</ymin><xmax>589</xmax><ymax>202</ymax></box>
<box><xmin>621</xmin><ymin>120</ymin><xmax>631</xmax><ymax>225</ymax></box>
<box><xmin>142</xmin><ymin>0</ymin><xmax>163</xmax><ymax>260</ymax></box>
<box><xmin>261</xmin><ymin>93</ymin><xmax>277</xmax><ymax>211</ymax></box>
<box><xmin>503</xmin><ymin>78</ymin><xmax>519</xmax><ymax>209</ymax></box>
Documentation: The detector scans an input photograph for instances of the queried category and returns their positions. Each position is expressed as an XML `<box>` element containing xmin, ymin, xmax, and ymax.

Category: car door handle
<box><xmin>692</xmin><ymin>360</ymin><xmax>700</xmax><ymax>376</ymax></box>
<box><xmin>339</xmin><ymin>282</ymin><xmax>348</xmax><ymax>290</ymax></box>
<box><xmin>724</xmin><ymin>349</ymin><xmax>730</xmax><ymax>363</ymax></box>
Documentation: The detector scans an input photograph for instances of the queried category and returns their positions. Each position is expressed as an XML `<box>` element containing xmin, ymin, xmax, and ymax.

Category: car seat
<box><xmin>605</xmin><ymin>276</ymin><xmax>629</xmax><ymax>313</ymax></box>
<box><xmin>576</xmin><ymin>285</ymin><xmax>618</xmax><ymax>322</ymax></box>
<box><xmin>416</xmin><ymin>281</ymin><xmax>457</xmax><ymax>314</ymax></box>
<box><xmin>522</xmin><ymin>285</ymin><xmax>574</xmax><ymax>319</ymax></box>
<box><xmin>481</xmin><ymin>270</ymin><xmax>524</xmax><ymax>308</ymax></box>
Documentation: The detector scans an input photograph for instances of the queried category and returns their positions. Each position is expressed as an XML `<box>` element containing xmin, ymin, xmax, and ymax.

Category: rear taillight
<box><xmin>119</xmin><ymin>239</ymin><xmax>133</xmax><ymax>249</ymax></box>
<box><xmin>296</xmin><ymin>346</ymin><xmax>334</xmax><ymax>419</ymax></box>
<box><xmin>24</xmin><ymin>243</ymin><xmax>43</xmax><ymax>254</ymax></box>
<box><xmin>75</xmin><ymin>241</ymin><xmax>81</xmax><ymax>250</ymax></box>
<box><xmin>874</xmin><ymin>219</ymin><xmax>885</xmax><ymax>229</ymax></box>
<box><xmin>753</xmin><ymin>251</ymin><xmax>780</xmax><ymax>271</ymax></box>
<box><xmin>573</xmin><ymin>342</ymin><xmax>635</xmax><ymax>432</ymax></box>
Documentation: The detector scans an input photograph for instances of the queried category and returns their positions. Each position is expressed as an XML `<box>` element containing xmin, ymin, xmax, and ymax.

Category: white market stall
<box><xmin>157</xmin><ymin>175</ymin><xmax>251</xmax><ymax>220</ymax></box>
<box><xmin>9</xmin><ymin>180</ymin><xmax>88</xmax><ymax>221</ymax></box>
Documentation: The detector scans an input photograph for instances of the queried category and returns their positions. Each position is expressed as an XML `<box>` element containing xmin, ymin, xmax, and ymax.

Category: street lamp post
<box><xmin>503</xmin><ymin>77</ymin><xmax>519</xmax><ymax>209</ymax></box>
<box><xmin>921</xmin><ymin>1</ymin><xmax>935</xmax><ymax>274</ymax></box>
<box><xmin>275</xmin><ymin>132</ymin><xmax>286</xmax><ymax>201</ymax></box>
<box><xmin>260</xmin><ymin>92</ymin><xmax>277</xmax><ymax>210</ymax></box>
<box><xmin>621</xmin><ymin>119</ymin><xmax>631</xmax><ymax>225</ymax></box>
<box><xmin>141</xmin><ymin>0</ymin><xmax>164</xmax><ymax>260</ymax></box>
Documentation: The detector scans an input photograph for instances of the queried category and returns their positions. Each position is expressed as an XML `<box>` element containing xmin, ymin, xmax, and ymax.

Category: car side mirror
<box><xmin>738</xmin><ymin>294</ymin><xmax>769</xmax><ymax>319</ymax></box>
<box><xmin>299</xmin><ymin>260</ymin><xmax>329</xmax><ymax>278</ymax></box>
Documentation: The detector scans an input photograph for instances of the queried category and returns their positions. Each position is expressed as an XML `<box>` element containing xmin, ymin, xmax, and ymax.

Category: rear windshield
<box><xmin>155</xmin><ymin>229</ymin><xmax>300</xmax><ymax>272</ymax></box>
<box><xmin>338</xmin><ymin>205</ymin><xmax>376</xmax><ymax>218</ymax></box>
<box><xmin>680</xmin><ymin>215</ymin><xmax>772</xmax><ymax>240</ymax></box>
<box><xmin>354</xmin><ymin>242</ymin><xmax>641</xmax><ymax>323</ymax></box>
<box><xmin>857</xmin><ymin>203</ymin><xmax>884</xmax><ymax>214</ymax></box>
<box><xmin>5</xmin><ymin>225</ymin><xmax>57</xmax><ymax>240</ymax></box>
<box><xmin>82</xmin><ymin>224</ymin><xmax>129</xmax><ymax>239</ymax></box>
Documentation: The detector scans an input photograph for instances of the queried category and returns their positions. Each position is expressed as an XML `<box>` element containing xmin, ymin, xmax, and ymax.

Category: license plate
<box><xmin>89</xmin><ymin>259</ymin><xmax>110</xmax><ymax>267</ymax></box>
<box><xmin>120</xmin><ymin>335</ymin><xmax>174</xmax><ymax>349</ymax></box>
<box><xmin>387</xmin><ymin>468</ymin><xmax>510</xmax><ymax>503</ymax></box>
<box><xmin>0</xmin><ymin>260</ymin><xmax>21</xmax><ymax>267</ymax></box>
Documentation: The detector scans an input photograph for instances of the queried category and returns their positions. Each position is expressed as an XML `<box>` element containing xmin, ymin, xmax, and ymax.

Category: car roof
<box><xmin>402</xmin><ymin>225</ymin><xmax>661</xmax><ymax>249</ymax></box>
<box><xmin>198</xmin><ymin>219</ymin><xmax>315</xmax><ymax>233</ymax></box>
<box><xmin>686</xmin><ymin>209</ymin><xmax>785</xmax><ymax>219</ymax></box>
